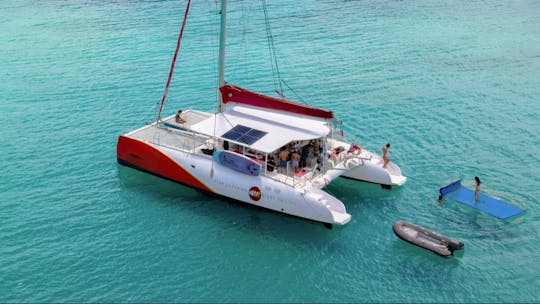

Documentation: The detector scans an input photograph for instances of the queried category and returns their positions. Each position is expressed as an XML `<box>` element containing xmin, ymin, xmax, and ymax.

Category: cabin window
<box><xmin>222</xmin><ymin>125</ymin><xmax>267</xmax><ymax>145</ymax></box>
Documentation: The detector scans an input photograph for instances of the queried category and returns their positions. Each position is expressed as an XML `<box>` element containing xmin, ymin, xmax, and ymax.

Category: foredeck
<box><xmin>126</xmin><ymin>110</ymin><xmax>213</xmax><ymax>152</ymax></box>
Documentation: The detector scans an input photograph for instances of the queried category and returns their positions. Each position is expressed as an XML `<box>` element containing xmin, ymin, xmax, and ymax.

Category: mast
<box><xmin>217</xmin><ymin>0</ymin><xmax>227</xmax><ymax>113</ymax></box>
<box><xmin>156</xmin><ymin>0</ymin><xmax>191</xmax><ymax>122</ymax></box>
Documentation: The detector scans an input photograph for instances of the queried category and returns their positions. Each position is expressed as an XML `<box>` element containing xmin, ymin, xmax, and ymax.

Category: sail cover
<box><xmin>220</xmin><ymin>85</ymin><xmax>334</xmax><ymax>119</ymax></box>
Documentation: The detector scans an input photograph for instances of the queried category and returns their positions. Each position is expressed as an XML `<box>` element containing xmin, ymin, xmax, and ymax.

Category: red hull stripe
<box><xmin>219</xmin><ymin>85</ymin><xmax>334</xmax><ymax>119</ymax></box>
<box><xmin>117</xmin><ymin>135</ymin><xmax>212</xmax><ymax>192</ymax></box>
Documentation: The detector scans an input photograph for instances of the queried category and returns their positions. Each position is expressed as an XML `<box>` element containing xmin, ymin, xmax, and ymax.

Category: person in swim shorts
<box><xmin>290</xmin><ymin>149</ymin><xmax>301</xmax><ymax>174</ymax></box>
<box><xmin>278</xmin><ymin>146</ymin><xmax>289</xmax><ymax>174</ymax></box>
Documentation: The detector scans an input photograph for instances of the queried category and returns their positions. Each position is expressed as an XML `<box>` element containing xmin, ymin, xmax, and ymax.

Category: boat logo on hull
<box><xmin>248</xmin><ymin>186</ymin><xmax>261</xmax><ymax>201</ymax></box>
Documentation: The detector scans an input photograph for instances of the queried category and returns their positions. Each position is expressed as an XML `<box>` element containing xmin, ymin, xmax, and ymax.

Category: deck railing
<box><xmin>143</xmin><ymin>124</ymin><xmax>354</xmax><ymax>189</ymax></box>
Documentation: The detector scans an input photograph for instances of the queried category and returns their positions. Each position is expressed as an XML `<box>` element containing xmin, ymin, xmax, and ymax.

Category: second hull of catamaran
<box><xmin>339</xmin><ymin>148</ymin><xmax>407</xmax><ymax>187</ymax></box>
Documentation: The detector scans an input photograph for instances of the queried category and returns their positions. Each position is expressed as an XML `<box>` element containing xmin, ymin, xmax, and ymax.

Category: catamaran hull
<box><xmin>341</xmin><ymin>161</ymin><xmax>407</xmax><ymax>187</ymax></box>
<box><xmin>329</xmin><ymin>140</ymin><xmax>407</xmax><ymax>187</ymax></box>
<box><xmin>117</xmin><ymin>135</ymin><xmax>351</xmax><ymax>225</ymax></box>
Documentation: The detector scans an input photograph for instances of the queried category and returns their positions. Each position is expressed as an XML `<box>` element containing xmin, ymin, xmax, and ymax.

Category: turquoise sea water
<box><xmin>1</xmin><ymin>0</ymin><xmax>539</xmax><ymax>302</ymax></box>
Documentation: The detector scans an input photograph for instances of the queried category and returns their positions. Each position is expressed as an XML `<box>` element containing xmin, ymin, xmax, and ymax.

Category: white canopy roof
<box><xmin>190</xmin><ymin>106</ymin><xmax>330</xmax><ymax>153</ymax></box>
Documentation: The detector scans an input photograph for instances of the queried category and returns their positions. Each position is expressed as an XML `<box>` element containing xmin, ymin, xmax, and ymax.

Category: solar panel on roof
<box><xmin>222</xmin><ymin>125</ymin><xmax>267</xmax><ymax>145</ymax></box>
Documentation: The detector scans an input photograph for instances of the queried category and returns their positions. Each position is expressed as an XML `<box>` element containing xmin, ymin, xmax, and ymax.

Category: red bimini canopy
<box><xmin>219</xmin><ymin>85</ymin><xmax>334</xmax><ymax>119</ymax></box>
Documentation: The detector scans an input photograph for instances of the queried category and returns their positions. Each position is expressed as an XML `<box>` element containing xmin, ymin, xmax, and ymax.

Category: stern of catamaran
<box><xmin>303</xmin><ymin>189</ymin><xmax>351</xmax><ymax>225</ymax></box>
<box><xmin>323</xmin><ymin>137</ymin><xmax>407</xmax><ymax>188</ymax></box>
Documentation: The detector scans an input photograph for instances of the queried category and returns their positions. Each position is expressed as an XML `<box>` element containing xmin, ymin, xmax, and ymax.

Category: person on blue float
<box><xmin>474</xmin><ymin>176</ymin><xmax>482</xmax><ymax>202</ymax></box>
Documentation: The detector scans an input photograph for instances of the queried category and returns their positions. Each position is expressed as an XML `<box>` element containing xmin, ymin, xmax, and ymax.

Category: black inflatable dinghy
<box><xmin>393</xmin><ymin>221</ymin><xmax>464</xmax><ymax>257</ymax></box>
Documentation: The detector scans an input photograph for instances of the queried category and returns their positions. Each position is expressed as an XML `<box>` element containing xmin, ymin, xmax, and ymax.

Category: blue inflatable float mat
<box><xmin>439</xmin><ymin>180</ymin><xmax>525</xmax><ymax>219</ymax></box>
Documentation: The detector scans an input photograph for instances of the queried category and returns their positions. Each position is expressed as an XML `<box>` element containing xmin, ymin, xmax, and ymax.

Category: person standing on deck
<box><xmin>290</xmin><ymin>149</ymin><xmax>301</xmax><ymax>174</ymax></box>
<box><xmin>382</xmin><ymin>143</ymin><xmax>391</xmax><ymax>169</ymax></box>
<box><xmin>300</xmin><ymin>141</ymin><xmax>313</xmax><ymax>167</ymax></box>
<box><xmin>278</xmin><ymin>146</ymin><xmax>289</xmax><ymax>174</ymax></box>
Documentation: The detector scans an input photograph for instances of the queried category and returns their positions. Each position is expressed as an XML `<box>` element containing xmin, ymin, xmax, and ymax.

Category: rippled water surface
<box><xmin>1</xmin><ymin>0</ymin><xmax>539</xmax><ymax>302</ymax></box>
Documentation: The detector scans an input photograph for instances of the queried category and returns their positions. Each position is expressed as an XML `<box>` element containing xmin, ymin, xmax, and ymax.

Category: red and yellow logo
<box><xmin>248</xmin><ymin>186</ymin><xmax>262</xmax><ymax>201</ymax></box>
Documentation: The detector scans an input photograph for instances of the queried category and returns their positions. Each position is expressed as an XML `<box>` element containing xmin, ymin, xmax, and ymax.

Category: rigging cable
<box><xmin>281</xmin><ymin>79</ymin><xmax>307</xmax><ymax>104</ymax></box>
<box><xmin>156</xmin><ymin>0</ymin><xmax>192</xmax><ymax>123</ymax></box>
<box><xmin>261</xmin><ymin>0</ymin><xmax>284</xmax><ymax>97</ymax></box>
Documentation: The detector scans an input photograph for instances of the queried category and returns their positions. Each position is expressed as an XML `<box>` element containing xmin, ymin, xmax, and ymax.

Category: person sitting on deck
<box><xmin>267</xmin><ymin>153</ymin><xmax>278</xmax><ymax>172</ymax></box>
<box><xmin>331</xmin><ymin>146</ymin><xmax>345</xmax><ymax>163</ymax></box>
<box><xmin>175</xmin><ymin>110</ymin><xmax>186</xmax><ymax>124</ymax></box>
<box><xmin>347</xmin><ymin>143</ymin><xmax>362</xmax><ymax>155</ymax></box>
<box><xmin>332</xmin><ymin>146</ymin><xmax>345</xmax><ymax>156</ymax></box>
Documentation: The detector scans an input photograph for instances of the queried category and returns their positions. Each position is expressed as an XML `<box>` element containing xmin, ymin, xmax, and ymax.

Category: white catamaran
<box><xmin>117</xmin><ymin>0</ymin><xmax>407</xmax><ymax>227</ymax></box>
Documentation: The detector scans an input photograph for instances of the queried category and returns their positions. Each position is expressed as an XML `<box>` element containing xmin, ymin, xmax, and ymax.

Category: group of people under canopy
<box><xmin>220</xmin><ymin>138</ymin><xmax>324</xmax><ymax>175</ymax></box>
<box><xmin>220</xmin><ymin>138</ymin><xmax>361</xmax><ymax>176</ymax></box>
